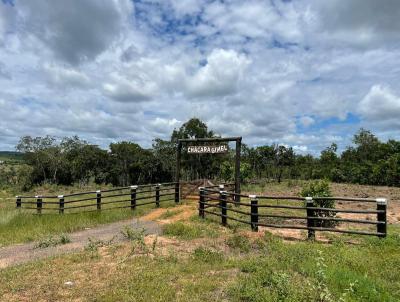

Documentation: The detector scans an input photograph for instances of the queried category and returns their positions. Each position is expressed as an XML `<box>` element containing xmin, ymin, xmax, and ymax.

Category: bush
<box><xmin>300</xmin><ymin>180</ymin><xmax>336</xmax><ymax>227</ymax></box>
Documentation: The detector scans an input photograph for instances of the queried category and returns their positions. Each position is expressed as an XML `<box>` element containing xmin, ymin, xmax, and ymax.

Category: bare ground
<box><xmin>0</xmin><ymin>219</ymin><xmax>161</xmax><ymax>269</ymax></box>
<box><xmin>1</xmin><ymin>182</ymin><xmax>399</xmax><ymax>269</ymax></box>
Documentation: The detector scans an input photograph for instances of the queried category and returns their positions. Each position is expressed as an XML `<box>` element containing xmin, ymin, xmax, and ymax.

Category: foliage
<box><xmin>301</xmin><ymin>180</ymin><xmax>336</xmax><ymax>227</ymax></box>
<box><xmin>34</xmin><ymin>234</ymin><xmax>71</xmax><ymax>249</ymax></box>
<box><xmin>6</xmin><ymin>120</ymin><xmax>400</xmax><ymax>189</ymax></box>
<box><xmin>163</xmin><ymin>221</ymin><xmax>218</xmax><ymax>240</ymax></box>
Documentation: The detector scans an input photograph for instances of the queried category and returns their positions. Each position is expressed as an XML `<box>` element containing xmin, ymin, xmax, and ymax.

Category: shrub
<box><xmin>34</xmin><ymin>233</ymin><xmax>71</xmax><ymax>249</ymax></box>
<box><xmin>226</xmin><ymin>234</ymin><xmax>251</xmax><ymax>252</ymax></box>
<box><xmin>192</xmin><ymin>247</ymin><xmax>223</xmax><ymax>263</ymax></box>
<box><xmin>300</xmin><ymin>180</ymin><xmax>336</xmax><ymax>227</ymax></box>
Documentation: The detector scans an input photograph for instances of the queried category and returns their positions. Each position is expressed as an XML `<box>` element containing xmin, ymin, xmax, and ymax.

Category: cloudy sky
<box><xmin>0</xmin><ymin>0</ymin><xmax>400</xmax><ymax>154</ymax></box>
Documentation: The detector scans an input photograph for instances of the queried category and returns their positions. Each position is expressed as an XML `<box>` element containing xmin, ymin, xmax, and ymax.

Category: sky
<box><xmin>0</xmin><ymin>0</ymin><xmax>400</xmax><ymax>154</ymax></box>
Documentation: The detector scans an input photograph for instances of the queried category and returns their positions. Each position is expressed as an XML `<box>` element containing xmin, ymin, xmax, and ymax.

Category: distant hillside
<box><xmin>0</xmin><ymin>151</ymin><xmax>24</xmax><ymax>162</ymax></box>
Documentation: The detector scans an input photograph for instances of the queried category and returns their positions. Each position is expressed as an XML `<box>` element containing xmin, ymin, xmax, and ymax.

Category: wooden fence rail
<box><xmin>199</xmin><ymin>185</ymin><xmax>388</xmax><ymax>239</ymax></box>
<box><xmin>16</xmin><ymin>182</ymin><xmax>179</xmax><ymax>214</ymax></box>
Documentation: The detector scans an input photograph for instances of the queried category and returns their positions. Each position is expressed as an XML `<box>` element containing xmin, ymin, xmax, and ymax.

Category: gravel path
<box><xmin>0</xmin><ymin>219</ymin><xmax>161</xmax><ymax>268</ymax></box>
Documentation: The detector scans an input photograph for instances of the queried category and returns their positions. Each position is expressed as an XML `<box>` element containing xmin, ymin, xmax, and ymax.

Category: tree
<box><xmin>275</xmin><ymin>146</ymin><xmax>295</xmax><ymax>183</ymax></box>
<box><xmin>108</xmin><ymin>142</ymin><xmax>144</xmax><ymax>186</ymax></box>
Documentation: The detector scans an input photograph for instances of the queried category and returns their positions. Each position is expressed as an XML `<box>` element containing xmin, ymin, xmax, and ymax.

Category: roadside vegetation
<box><xmin>0</xmin><ymin>213</ymin><xmax>399</xmax><ymax>301</ymax></box>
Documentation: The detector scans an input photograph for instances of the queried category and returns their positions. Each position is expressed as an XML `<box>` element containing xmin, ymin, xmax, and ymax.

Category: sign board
<box><xmin>187</xmin><ymin>144</ymin><xmax>228</xmax><ymax>154</ymax></box>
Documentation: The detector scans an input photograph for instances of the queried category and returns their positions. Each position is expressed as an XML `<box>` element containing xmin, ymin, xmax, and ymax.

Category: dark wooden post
<box><xmin>250</xmin><ymin>195</ymin><xmax>258</xmax><ymax>232</ymax></box>
<box><xmin>36</xmin><ymin>195</ymin><xmax>42</xmax><ymax>214</ymax></box>
<box><xmin>155</xmin><ymin>184</ymin><xmax>160</xmax><ymax>207</ymax></box>
<box><xmin>306</xmin><ymin>197</ymin><xmax>315</xmax><ymax>240</ymax></box>
<box><xmin>376</xmin><ymin>198</ymin><xmax>387</xmax><ymax>238</ymax></box>
<box><xmin>199</xmin><ymin>187</ymin><xmax>205</xmax><ymax>218</ymax></box>
<box><xmin>235</xmin><ymin>137</ymin><xmax>242</xmax><ymax>206</ymax></box>
<box><xmin>175</xmin><ymin>182</ymin><xmax>180</xmax><ymax>204</ymax></box>
<box><xmin>96</xmin><ymin>190</ymin><xmax>101</xmax><ymax>210</ymax></box>
<box><xmin>175</xmin><ymin>141</ymin><xmax>182</xmax><ymax>201</ymax></box>
<box><xmin>58</xmin><ymin>195</ymin><xmax>64</xmax><ymax>214</ymax></box>
<box><xmin>16</xmin><ymin>196</ymin><xmax>21</xmax><ymax>208</ymax></box>
<box><xmin>220</xmin><ymin>190</ymin><xmax>227</xmax><ymax>226</ymax></box>
<box><xmin>130</xmin><ymin>185</ymin><xmax>137</xmax><ymax>210</ymax></box>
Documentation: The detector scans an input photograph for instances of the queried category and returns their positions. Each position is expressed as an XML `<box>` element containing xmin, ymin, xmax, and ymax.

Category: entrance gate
<box><xmin>175</xmin><ymin>137</ymin><xmax>242</xmax><ymax>203</ymax></box>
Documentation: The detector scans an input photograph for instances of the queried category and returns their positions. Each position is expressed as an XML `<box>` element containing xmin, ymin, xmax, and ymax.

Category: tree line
<box><xmin>3</xmin><ymin>118</ymin><xmax>400</xmax><ymax>190</ymax></box>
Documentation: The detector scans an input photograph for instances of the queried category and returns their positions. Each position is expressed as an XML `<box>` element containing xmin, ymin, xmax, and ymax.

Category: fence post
<box><xmin>96</xmin><ymin>190</ymin><xmax>101</xmax><ymax>210</ymax></box>
<box><xmin>130</xmin><ymin>185</ymin><xmax>137</xmax><ymax>210</ymax></box>
<box><xmin>376</xmin><ymin>198</ymin><xmax>387</xmax><ymax>238</ymax></box>
<box><xmin>250</xmin><ymin>195</ymin><xmax>258</xmax><ymax>232</ymax></box>
<box><xmin>16</xmin><ymin>196</ymin><xmax>21</xmax><ymax>209</ymax></box>
<box><xmin>36</xmin><ymin>195</ymin><xmax>42</xmax><ymax>214</ymax></box>
<box><xmin>156</xmin><ymin>184</ymin><xmax>160</xmax><ymax>207</ymax></box>
<box><xmin>175</xmin><ymin>182</ymin><xmax>180</xmax><ymax>204</ymax></box>
<box><xmin>199</xmin><ymin>187</ymin><xmax>205</xmax><ymax>218</ymax></box>
<box><xmin>220</xmin><ymin>190</ymin><xmax>227</xmax><ymax>226</ymax></box>
<box><xmin>58</xmin><ymin>195</ymin><xmax>64</xmax><ymax>214</ymax></box>
<box><xmin>306</xmin><ymin>197</ymin><xmax>315</xmax><ymax>240</ymax></box>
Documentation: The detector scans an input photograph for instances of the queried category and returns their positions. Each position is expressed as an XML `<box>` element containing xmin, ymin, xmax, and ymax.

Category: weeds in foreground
<box><xmin>226</xmin><ymin>234</ymin><xmax>251</xmax><ymax>253</ymax></box>
<box><xmin>163</xmin><ymin>221</ymin><xmax>218</xmax><ymax>240</ymax></box>
<box><xmin>312</xmin><ymin>250</ymin><xmax>357</xmax><ymax>302</ymax></box>
<box><xmin>84</xmin><ymin>236</ymin><xmax>115</xmax><ymax>258</ymax></box>
<box><xmin>34</xmin><ymin>234</ymin><xmax>71</xmax><ymax>249</ymax></box>
<box><xmin>121</xmin><ymin>226</ymin><xmax>148</xmax><ymax>254</ymax></box>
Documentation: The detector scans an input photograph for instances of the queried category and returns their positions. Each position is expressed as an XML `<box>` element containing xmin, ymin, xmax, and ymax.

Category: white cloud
<box><xmin>359</xmin><ymin>85</ymin><xmax>400</xmax><ymax>129</ymax></box>
<box><xmin>103</xmin><ymin>73</ymin><xmax>157</xmax><ymax>103</ymax></box>
<box><xmin>309</xmin><ymin>0</ymin><xmax>400</xmax><ymax>48</ymax></box>
<box><xmin>17</xmin><ymin>0</ymin><xmax>133</xmax><ymax>65</ymax></box>
<box><xmin>0</xmin><ymin>2</ymin><xmax>16</xmax><ymax>45</ymax></box>
<box><xmin>300</xmin><ymin>116</ymin><xmax>315</xmax><ymax>127</ymax></box>
<box><xmin>0</xmin><ymin>0</ymin><xmax>400</xmax><ymax>153</ymax></box>
<box><xmin>44</xmin><ymin>64</ymin><xmax>91</xmax><ymax>88</ymax></box>
<box><xmin>187</xmin><ymin>49</ymin><xmax>250</xmax><ymax>98</ymax></box>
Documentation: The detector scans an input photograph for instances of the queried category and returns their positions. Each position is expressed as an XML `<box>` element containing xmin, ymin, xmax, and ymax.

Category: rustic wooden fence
<box><xmin>16</xmin><ymin>182</ymin><xmax>179</xmax><ymax>214</ymax></box>
<box><xmin>199</xmin><ymin>185</ymin><xmax>388</xmax><ymax>238</ymax></box>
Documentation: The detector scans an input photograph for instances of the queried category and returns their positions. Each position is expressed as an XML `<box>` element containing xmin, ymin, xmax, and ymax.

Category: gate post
<box><xmin>250</xmin><ymin>195</ymin><xmax>258</xmax><ymax>232</ymax></box>
<box><xmin>96</xmin><ymin>190</ymin><xmax>101</xmax><ymax>210</ymax></box>
<box><xmin>376</xmin><ymin>198</ymin><xmax>387</xmax><ymax>238</ymax></box>
<box><xmin>306</xmin><ymin>197</ymin><xmax>315</xmax><ymax>240</ymax></box>
<box><xmin>235</xmin><ymin>137</ymin><xmax>242</xmax><ymax>206</ymax></box>
<box><xmin>16</xmin><ymin>196</ymin><xmax>21</xmax><ymax>209</ymax></box>
<box><xmin>199</xmin><ymin>187</ymin><xmax>205</xmax><ymax>218</ymax></box>
<box><xmin>155</xmin><ymin>184</ymin><xmax>160</xmax><ymax>207</ymax></box>
<box><xmin>175</xmin><ymin>182</ymin><xmax>180</xmax><ymax>204</ymax></box>
<box><xmin>58</xmin><ymin>195</ymin><xmax>64</xmax><ymax>214</ymax></box>
<box><xmin>130</xmin><ymin>185</ymin><xmax>137</xmax><ymax>210</ymax></box>
<box><xmin>220</xmin><ymin>190</ymin><xmax>227</xmax><ymax>226</ymax></box>
<box><xmin>36</xmin><ymin>195</ymin><xmax>42</xmax><ymax>214</ymax></box>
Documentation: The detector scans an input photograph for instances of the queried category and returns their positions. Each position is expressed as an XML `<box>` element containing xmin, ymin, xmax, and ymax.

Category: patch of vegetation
<box><xmin>158</xmin><ymin>208</ymin><xmax>183</xmax><ymax>219</ymax></box>
<box><xmin>0</xmin><ymin>225</ymin><xmax>400</xmax><ymax>301</ymax></box>
<box><xmin>226</xmin><ymin>234</ymin><xmax>251</xmax><ymax>252</ymax></box>
<box><xmin>163</xmin><ymin>221</ymin><xmax>219</xmax><ymax>240</ymax></box>
<box><xmin>192</xmin><ymin>247</ymin><xmax>224</xmax><ymax>263</ymax></box>
<box><xmin>301</xmin><ymin>180</ymin><xmax>336</xmax><ymax>227</ymax></box>
<box><xmin>34</xmin><ymin>233</ymin><xmax>71</xmax><ymax>249</ymax></box>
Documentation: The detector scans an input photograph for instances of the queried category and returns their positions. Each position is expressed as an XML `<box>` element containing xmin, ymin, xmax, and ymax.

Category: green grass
<box><xmin>0</xmin><ymin>186</ymin><xmax>179</xmax><ymax>246</ymax></box>
<box><xmin>0</xmin><ymin>151</ymin><xmax>24</xmax><ymax>163</ymax></box>
<box><xmin>163</xmin><ymin>220</ymin><xmax>219</xmax><ymax>240</ymax></box>
<box><xmin>0</xmin><ymin>225</ymin><xmax>399</xmax><ymax>301</ymax></box>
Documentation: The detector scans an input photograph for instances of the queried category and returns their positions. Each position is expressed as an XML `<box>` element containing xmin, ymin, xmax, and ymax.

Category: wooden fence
<box><xmin>199</xmin><ymin>185</ymin><xmax>388</xmax><ymax>239</ymax></box>
<box><xmin>16</xmin><ymin>182</ymin><xmax>179</xmax><ymax>214</ymax></box>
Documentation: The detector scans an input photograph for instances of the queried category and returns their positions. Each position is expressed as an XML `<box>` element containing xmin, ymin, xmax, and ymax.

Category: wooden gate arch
<box><xmin>175</xmin><ymin>137</ymin><xmax>242</xmax><ymax>203</ymax></box>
